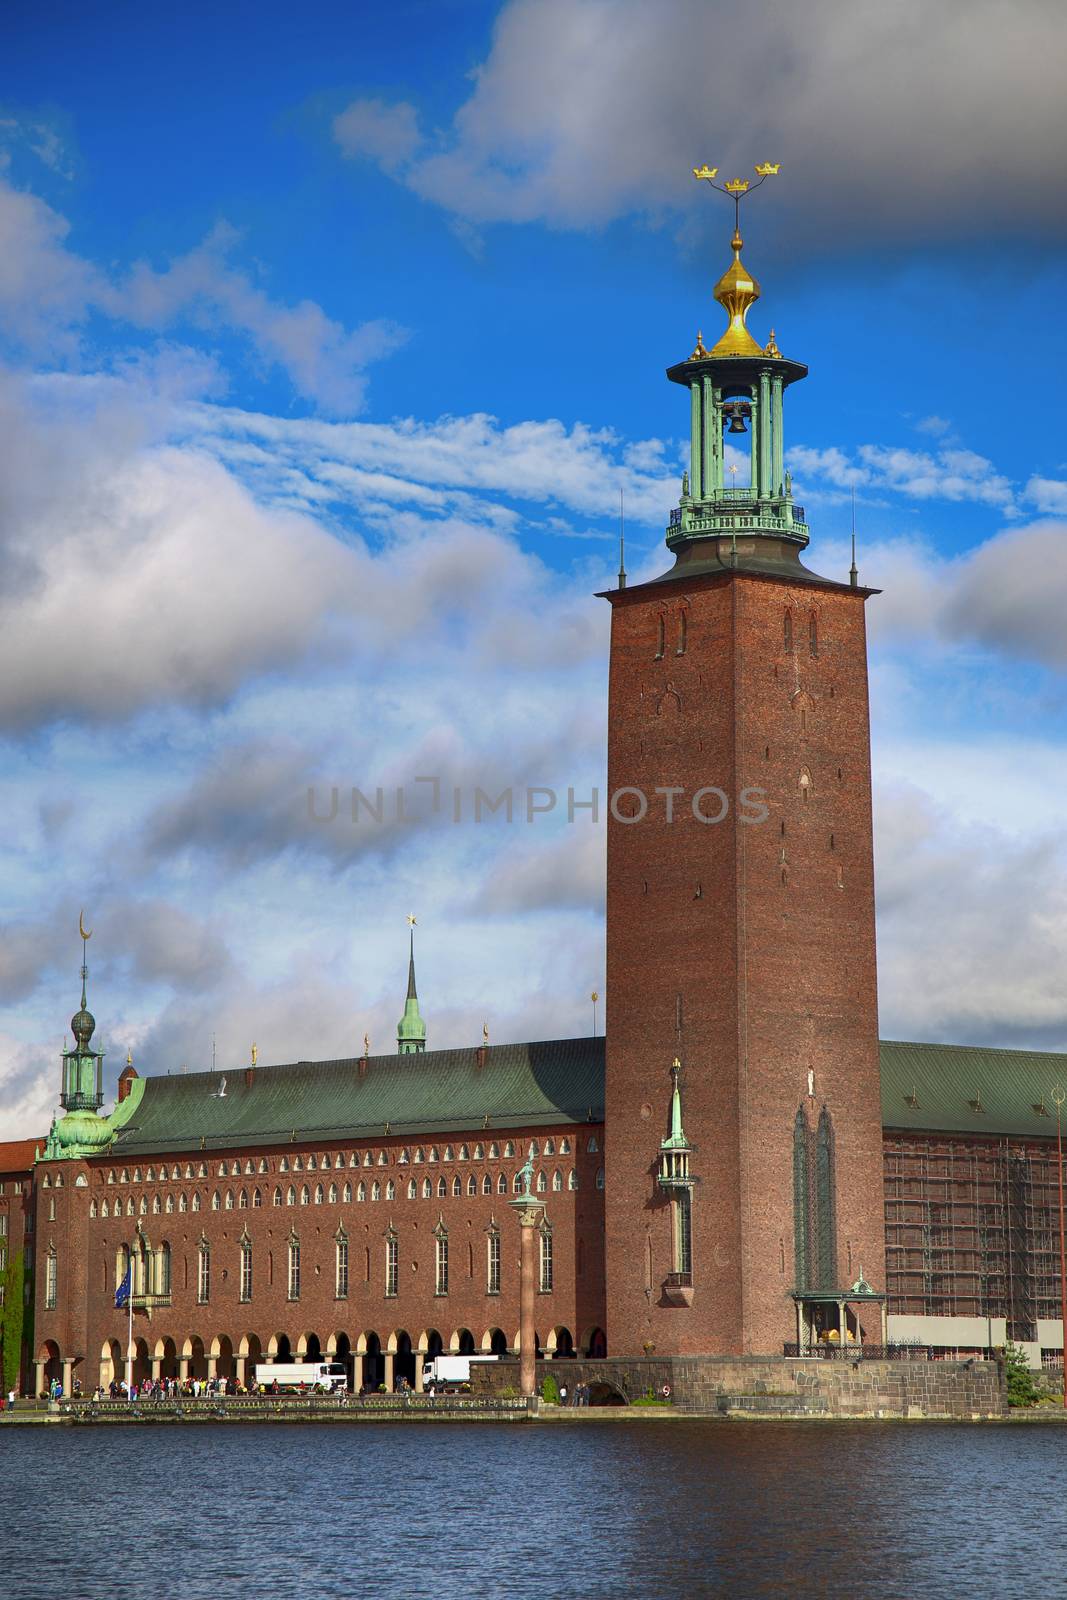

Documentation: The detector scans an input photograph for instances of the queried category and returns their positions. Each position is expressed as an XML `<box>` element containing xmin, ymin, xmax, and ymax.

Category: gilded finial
<box><xmin>724</xmin><ymin>178</ymin><xmax>750</xmax><ymax>194</ymax></box>
<box><xmin>251</xmin><ymin>1041</ymin><xmax>257</xmax><ymax>1066</ymax></box>
<box><xmin>79</xmin><ymin>909</ymin><xmax>92</xmax><ymax>942</ymax></box>
<box><xmin>483</xmin><ymin>1021</ymin><xmax>489</xmax><ymax>1045</ymax></box>
<box><xmin>754</xmin><ymin>162</ymin><xmax>780</xmax><ymax>177</ymax></box>
<box><xmin>764</xmin><ymin>328</ymin><xmax>781</xmax><ymax>358</ymax></box>
<box><xmin>407</xmin><ymin>913</ymin><xmax>417</xmax><ymax>927</ymax></box>
<box><xmin>691</xmin><ymin>159</ymin><xmax>781</xmax><ymax>359</ymax></box>
<box><xmin>363</xmin><ymin>1032</ymin><xmax>370</xmax><ymax>1057</ymax></box>
<box><xmin>689</xmin><ymin>328</ymin><xmax>710</xmax><ymax>360</ymax></box>
<box><xmin>126</xmin><ymin>1047</ymin><xmax>133</xmax><ymax>1068</ymax></box>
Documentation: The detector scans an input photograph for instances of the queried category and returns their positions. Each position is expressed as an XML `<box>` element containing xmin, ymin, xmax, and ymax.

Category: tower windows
<box><xmin>798</xmin><ymin>767</ymin><xmax>811</xmax><ymax>802</ymax></box>
<box><xmin>784</xmin><ymin>611</ymin><xmax>793</xmax><ymax>652</ymax></box>
<box><xmin>676</xmin><ymin>611</ymin><xmax>688</xmax><ymax>656</ymax></box>
<box><xmin>538</xmin><ymin>1224</ymin><xmax>554</xmax><ymax>1293</ymax></box>
<box><xmin>385</xmin><ymin>1232</ymin><xmax>398</xmax><ymax>1297</ymax></box>
<box><xmin>197</xmin><ymin>1240</ymin><xmax>210</xmax><ymax>1304</ymax></box>
<box><xmin>423</xmin><ymin>1178</ymin><xmax>432</xmax><ymax>1199</ymax></box>
<box><xmin>287</xmin><ymin>1234</ymin><xmax>301</xmax><ymax>1301</ymax></box>
<box><xmin>487</xmin><ymin>1228</ymin><xmax>501</xmax><ymax>1295</ymax></box>
<box><xmin>673</xmin><ymin>1189</ymin><xmax>692</xmax><ymax>1278</ymax></box>
<box><xmin>655</xmin><ymin>614</ymin><xmax>665</xmax><ymax>660</ymax></box>
<box><xmin>240</xmin><ymin>1235</ymin><xmax>252</xmax><ymax>1303</ymax></box>
<box><xmin>809</xmin><ymin>613</ymin><xmax>818</xmax><ymax>656</ymax></box>
<box><xmin>45</xmin><ymin>1247</ymin><xmax>57</xmax><ymax>1310</ymax></box>
<box><xmin>434</xmin><ymin>1226</ymin><xmax>449</xmax><ymax>1296</ymax></box>
<box><xmin>335</xmin><ymin>1231</ymin><xmax>349</xmax><ymax>1299</ymax></box>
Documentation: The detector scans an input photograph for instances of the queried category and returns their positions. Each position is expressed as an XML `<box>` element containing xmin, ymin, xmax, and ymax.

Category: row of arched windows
<box><xmin>102</xmin><ymin>1136</ymin><xmax>595</xmax><ymax>1189</ymax></box>
<box><xmin>655</xmin><ymin>610</ymin><xmax>688</xmax><ymax>660</ymax></box>
<box><xmin>784</xmin><ymin>610</ymin><xmax>818</xmax><ymax>655</ymax></box>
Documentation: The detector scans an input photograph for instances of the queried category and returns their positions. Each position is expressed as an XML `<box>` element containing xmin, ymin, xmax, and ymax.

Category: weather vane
<box><xmin>693</xmin><ymin>161</ymin><xmax>781</xmax><ymax>233</ymax></box>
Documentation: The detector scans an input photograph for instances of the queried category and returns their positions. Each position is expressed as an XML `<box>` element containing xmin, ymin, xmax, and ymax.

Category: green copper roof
<box><xmin>108</xmin><ymin>1037</ymin><xmax>606</xmax><ymax>1157</ymax></box>
<box><xmin>880</xmin><ymin>1039</ymin><xmax>1067</xmax><ymax>1137</ymax></box>
<box><xmin>397</xmin><ymin>930</ymin><xmax>426</xmax><ymax>1053</ymax></box>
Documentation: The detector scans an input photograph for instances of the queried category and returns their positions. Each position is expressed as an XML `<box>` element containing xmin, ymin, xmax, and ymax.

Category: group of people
<box><xmin>555</xmin><ymin>1381</ymin><xmax>592</xmax><ymax>1406</ymax></box>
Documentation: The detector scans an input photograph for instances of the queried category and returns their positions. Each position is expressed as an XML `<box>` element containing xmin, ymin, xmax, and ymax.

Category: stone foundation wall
<box><xmin>472</xmin><ymin>1354</ymin><xmax>1006</xmax><ymax>1417</ymax></box>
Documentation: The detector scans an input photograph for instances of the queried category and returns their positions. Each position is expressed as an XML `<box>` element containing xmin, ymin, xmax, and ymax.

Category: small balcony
<box><xmin>662</xmin><ymin>1271</ymin><xmax>694</xmax><ymax>1308</ymax></box>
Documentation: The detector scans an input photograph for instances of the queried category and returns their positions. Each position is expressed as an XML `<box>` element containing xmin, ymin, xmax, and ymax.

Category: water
<box><xmin>8</xmin><ymin>1420</ymin><xmax>1067</xmax><ymax>1599</ymax></box>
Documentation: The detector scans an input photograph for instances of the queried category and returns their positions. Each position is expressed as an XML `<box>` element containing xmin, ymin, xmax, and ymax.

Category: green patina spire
<box><xmin>658</xmin><ymin>1058</ymin><xmax>693</xmax><ymax>1191</ymax></box>
<box><xmin>397</xmin><ymin>917</ymin><xmax>426</xmax><ymax>1054</ymax></box>
<box><xmin>42</xmin><ymin>913</ymin><xmax>114</xmax><ymax>1160</ymax></box>
<box><xmin>662</xmin><ymin>1058</ymin><xmax>689</xmax><ymax>1149</ymax></box>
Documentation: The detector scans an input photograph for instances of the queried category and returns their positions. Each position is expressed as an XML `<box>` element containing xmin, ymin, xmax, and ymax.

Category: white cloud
<box><xmin>333</xmin><ymin>0</ymin><xmax>1067</xmax><ymax>242</ymax></box>
<box><xmin>1024</xmin><ymin>475</ymin><xmax>1067</xmax><ymax>515</ymax></box>
<box><xmin>0</xmin><ymin>177</ymin><xmax>404</xmax><ymax>412</ymax></box>
<box><xmin>789</xmin><ymin>441</ymin><xmax>1016</xmax><ymax>510</ymax></box>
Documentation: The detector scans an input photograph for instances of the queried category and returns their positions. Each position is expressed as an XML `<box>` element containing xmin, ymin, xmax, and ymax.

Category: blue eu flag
<box><xmin>115</xmin><ymin>1266</ymin><xmax>131</xmax><ymax>1309</ymax></box>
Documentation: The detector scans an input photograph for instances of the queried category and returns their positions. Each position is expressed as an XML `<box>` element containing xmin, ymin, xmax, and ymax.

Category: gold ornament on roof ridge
<box><xmin>690</xmin><ymin>328</ymin><xmax>710</xmax><ymax>360</ymax></box>
<box><xmin>764</xmin><ymin>328</ymin><xmax>782</xmax><ymax>358</ymax></box>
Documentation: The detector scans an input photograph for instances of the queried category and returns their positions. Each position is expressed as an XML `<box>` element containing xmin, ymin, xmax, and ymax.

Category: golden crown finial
<box><xmin>690</xmin><ymin>159</ymin><xmax>781</xmax><ymax>360</ymax></box>
<box><xmin>690</xmin><ymin>328</ymin><xmax>710</xmax><ymax>360</ymax></box>
<box><xmin>764</xmin><ymin>328</ymin><xmax>782</xmax><ymax>358</ymax></box>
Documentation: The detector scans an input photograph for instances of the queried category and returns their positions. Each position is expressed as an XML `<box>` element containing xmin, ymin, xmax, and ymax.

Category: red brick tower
<box><xmin>603</xmin><ymin>170</ymin><xmax>886</xmax><ymax>1357</ymax></box>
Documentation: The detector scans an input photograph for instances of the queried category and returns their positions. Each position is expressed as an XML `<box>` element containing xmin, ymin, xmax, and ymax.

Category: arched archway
<box><xmin>450</xmin><ymin>1328</ymin><xmax>476</xmax><ymax>1356</ymax></box>
<box><xmin>296</xmin><ymin>1331</ymin><xmax>321</xmax><ymax>1361</ymax></box>
<box><xmin>328</xmin><ymin>1331</ymin><xmax>352</xmax><ymax>1391</ymax></box>
<box><xmin>512</xmin><ymin>1328</ymin><xmax>542</xmax><ymax>1357</ymax></box>
<box><xmin>100</xmin><ymin>1338</ymin><xmax>122</xmax><ymax>1390</ymax></box>
<box><xmin>482</xmin><ymin>1327</ymin><xmax>509</xmax><ymax>1356</ymax></box>
<box><xmin>266</xmin><ymin>1332</ymin><xmax>292</xmax><ymax>1363</ymax></box>
<box><xmin>183</xmin><ymin>1335</ymin><xmax>208</xmax><ymax>1380</ymax></box>
<box><xmin>239</xmin><ymin>1333</ymin><xmax>262</xmax><ymax>1387</ymax></box>
<box><xmin>356</xmin><ymin>1331</ymin><xmax>381</xmax><ymax>1392</ymax></box>
<box><xmin>391</xmin><ymin>1330</ymin><xmax>415</xmax><ymax>1388</ymax></box>
<box><xmin>154</xmin><ymin>1336</ymin><xmax>178</xmax><ymax>1380</ymax></box>
<box><xmin>131</xmin><ymin>1337</ymin><xmax>151</xmax><ymax>1387</ymax></box>
<box><xmin>37</xmin><ymin>1339</ymin><xmax>62</xmax><ymax>1396</ymax></box>
<box><xmin>581</xmin><ymin>1326</ymin><xmax>607</xmax><ymax>1359</ymax></box>
<box><xmin>547</xmin><ymin>1326</ymin><xmax>575</xmax><ymax>1359</ymax></box>
<box><xmin>211</xmin><ymin>1334</ymin><xmax>234</xmax><ymax>1381</ymax></box>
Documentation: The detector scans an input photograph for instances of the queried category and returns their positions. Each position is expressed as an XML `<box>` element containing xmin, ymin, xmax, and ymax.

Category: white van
<box><xmin>255</xmin><ymin>1361</ymin><xmax>347</xmax><ymax>1393</ymax></box>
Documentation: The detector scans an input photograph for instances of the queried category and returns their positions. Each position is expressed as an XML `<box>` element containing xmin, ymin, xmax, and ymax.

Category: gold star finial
<box><xmin>406</xmin><ymin>913</ymin><xmax>417</xmax><ymax>927</ymax></box>
<box><xmin>78</xmin><ymin>908</ymin><xmax>92</xmax><ymax>942</ymax></box>
<box><xmin>764</xmin><ymin>328</ymin><xmax>782</xmax><ymax>358</ymax></box>
<box><xmin>483</xmin><ymin>1021</ymin><xmax>489</xmax><ymax>1045</ymax></box>
<box><xmin>689</xmin><ymin>329</ymin><xmax>710</xmax><ymax>360</ymax></box>
<box><xmin>364</xmin><ymin>1032</ymin><xmax>371</xmax><ymax>1057</ymax></box>
<box><xmin>251</xmin><ymin>1041</ymin><xmax>257</xmax><ymax>1066</ymax></box>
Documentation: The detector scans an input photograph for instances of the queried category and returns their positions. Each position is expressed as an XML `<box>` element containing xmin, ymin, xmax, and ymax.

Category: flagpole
<box><xmin>126</xmin><ymin>1250</ymin><xmax>133</xmax><ymax>1400</ymax></box>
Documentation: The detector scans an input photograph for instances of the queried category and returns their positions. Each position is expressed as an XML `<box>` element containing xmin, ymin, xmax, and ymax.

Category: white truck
<box><xmin>254</xmin><ymin>1361</ymin><xmax>347</xmax><ymax>1393</ymax></box>
<box><xmin>421</xmin><ymin>1354</ymin><xmax>498</xmax><ymax>1390</ymax></box>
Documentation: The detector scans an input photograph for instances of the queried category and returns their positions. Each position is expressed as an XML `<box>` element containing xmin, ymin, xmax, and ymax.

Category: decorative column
<box><xmin>689</xmin><ymin>382</ymin><xmax>702</xmax><ymax>501</ymax></box>
<box><xmin>235</xmin><ymin>1355</ymin><xmax>246</xmax><ymax>1387</ymax></box>
<box><xmin>770</xmin><ymin>374</ymin><xmax>784</xmax><ymax>496</ymax></box>
<box><xmin>62</xmin><ymin>1357</ymin><xmax>74</xmax><ymax>1397</ymax></box>
<box><xmin>701</xmin><ymin>374</ymin><xmax>714</xmax><ymax>504</ymax></box>
<box><xmin>384</xmin><ymin>1349</ymin><xmax>395</xmax><ymax>1392</ymax></box>
<box><xmin>179</xmin><ymin>1355</ymin><xmax>190</xmax><ymax>1382</ymax></box>
<box><xmin>414</xmin><ymin>1359</ymin><xmax>425</xmax><ymax>1394</ymax></box>
<box><xmin>758</xmin><ymin>369</ymin><xmax>771</xmax><ymax>499</ymax></box>
<box><xmin>353</xmin><ymin>1352</ymin><xmax>364</xmax><ymax>1393</ymax></box>
<box><xmin>151</xmin><ymin>1353</ymin><xmax>162</xmax><ymax>1382</ymax></box>
<box><xmin>748</xmin><ymin>396</ymin><xmax>758</xmax><ymax>493</ymax></box>
<box><xmin>710</xmin><ymin>385</ymin><xmax>723</xmax><ymax>500</ymax></box>
<box><xmin>509</xmin><ymin>1151</ymin><xmax>547</xmax><ymax>1399</ymax></box>
<box><xmin>35</xmin><ymin>1359</ymin><xmax>45</xmax><ymax>1398</ymax></box>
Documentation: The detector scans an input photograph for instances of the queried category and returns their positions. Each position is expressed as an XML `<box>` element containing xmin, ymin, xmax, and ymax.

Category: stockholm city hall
<box><xmin>5</xmin><ymin>168</ymin><xmax>1067</xmax><ymax>1401</ymax></box>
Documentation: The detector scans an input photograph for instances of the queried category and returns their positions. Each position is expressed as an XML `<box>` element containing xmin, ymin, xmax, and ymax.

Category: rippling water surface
<box><xmin>10</xmin><ymin>1420</ymin><xmax>1067</xmax><ymax>1598</ymax></box>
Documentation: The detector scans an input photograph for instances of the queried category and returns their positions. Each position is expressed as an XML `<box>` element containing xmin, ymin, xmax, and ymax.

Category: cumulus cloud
<box><xmin>789</xmin><ymin>441</ymin><xmax>1016</xmax><ymax>511</ymax></box>
<box><xmin>0</xmin><ymin>177</ymin><xmax>403</xmax><ymax>411</ymax></box>
<box><xmin>332</xmin><ymin>0</ymin><xmax>1067</xmax><ymax>243</ymax></box>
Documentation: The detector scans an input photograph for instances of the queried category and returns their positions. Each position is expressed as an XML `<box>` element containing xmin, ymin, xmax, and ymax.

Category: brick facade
<box><xmin>603</xmin><ymin>564</ymin><xmax>886</xmax><ymax>1356</ymax></box>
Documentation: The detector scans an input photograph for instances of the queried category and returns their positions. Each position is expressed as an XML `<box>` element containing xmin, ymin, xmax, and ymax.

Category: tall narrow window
<box><xmin>655</xmin><ymin>614</ymin><xmax>665</xmax><ymax>659</ymax></box>
<box><xmin>674</xmin><ymin>1190</ymin><xmax>692</xmax><ymax>1278</ymax></box>
<box><xmin>487</xmin><ymin>1229</ymin><xmax>501</xmax><ymax>1295</ymax></box>
<box><xmin>809</xmin><ymin>613</ymin><xmax>818</xmax><ymax>656</ymax></box>
<box><xmin>435</xmin><ymin>1227</ymin><xmax>449</xmax><ymax>1295</ymax></box>
<box><xmin>335</xmin><ymin>1231</ymin><xmax>349</xmax><ymax>1299</ymax></box>
<box><xmin>538</xmin><ymin>1226</ymin><xmax>553</xmax><ymax>1293</ymax></box>
<box><xmin>784</xmin><ymin>610</ymin><xmax>793</xmax><ymax>651</ymax></box>
<box><xmin>287</xmin><ymin>1234</ymin><xmax>301</xmax><ymax>1301</ymax></box>
<box><xmin>240</xmin><ymin>1235</ymin><xmax>252</xmax><ymax>1303</ymax></box>
<box><xmin>45</xmin><ymin>1247</ymin><xmax>57</xmax><ymax>1309</ymax></box>
<box><xmin>385</xmin><ymin>1233</ymin><xmax>398</xmax><ymax>1298</ymax></box>
<box><xmin>676</xmin><ymin>610</ymin><xmax>688</xmax><ymax>656</ymax></box>
<box><xmin>197</xmin><ymin>1240</ymin><xmax>210</xmax><ymax>1304</ymax></box>
<box><xmin>158</xmin><ymin>1241</ymin><xmax>172</xmax><ymax>1299</ymax></box>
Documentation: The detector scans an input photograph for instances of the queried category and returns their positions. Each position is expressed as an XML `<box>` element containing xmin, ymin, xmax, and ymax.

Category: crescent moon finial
<box><xmin>79</xmin><ymin>908</ymin><xmax>92</xmax><ymax>941</ymax></box>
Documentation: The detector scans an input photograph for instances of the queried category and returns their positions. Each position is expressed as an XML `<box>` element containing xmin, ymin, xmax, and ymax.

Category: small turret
<box><xmin>397</xmin><ymin>916</ymin><xmax>427</xmax><ymax>1054</ymax></box>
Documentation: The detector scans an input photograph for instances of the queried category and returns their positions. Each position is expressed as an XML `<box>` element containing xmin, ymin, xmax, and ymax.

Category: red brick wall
<box><xmin>604</xmin><ymin>566</ymin><xmax>885</xmax><ymax>1356</ymax></box>
<box><xmin>34</xmin><ymin>1128</ymin><xmax>606</xmax><ymax>1386</ymax></box>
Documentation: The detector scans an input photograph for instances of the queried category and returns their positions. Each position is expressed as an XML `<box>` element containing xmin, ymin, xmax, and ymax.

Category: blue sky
<box><xmin>3</xmin><ymin>0</ymin><xmax>1067</xmax><ymax>1136</ymax></box>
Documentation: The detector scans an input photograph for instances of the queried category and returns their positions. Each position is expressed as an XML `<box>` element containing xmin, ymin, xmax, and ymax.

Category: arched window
<box><xmin>809</xmin><ymin>613</ymin><xmax>818</xmax><ymax>656</ymax></box>
<box><xmin>560</xmin><ymin>1137</ymin><xmax>571</xmax><ymax>1155</ymax></box>
<box><xmin>253</xmin><ymin>1188</ymin><xmax>262</xmax><ymax>1208</ymax></box>
<box><xmin>240</xmin><ymin>1236</ymin><xmax>252</xmax><ymax>1303</ymax></box>
<box><xmin>595</xmin><ymin>1166</ymin><xmax>605</xmax><ymax>1190</ymax></box>
<box><xmin>429</xmin><ymin>1147</ymin><xmax>439</xmax><ymax>1164</ymax></box>
<box><xmin>504</xmin><ymin>1141</ymin><xmax>515</xmax><ymax>1158</ymax></box>
<box><xmin>544</xmin><ymin>1138</ymin><xmax>556</xmax><ymax>1156</ymax></box>
<box><xmin>273</xmin><ymin>1187</ymin><xmax>283</xmax><ymax>1207</ymax></box>
<box><xmin>197</xmin><ymin>1240</ymin><xmax>210</xmax><ymax>1304</ymax></box>
<box><xmin>538</xmin><ymin>1225</ymin><xmax>553</xmax><ymax>1293</ymax></box>
<box><xmin>280</xmin><ymin>1157</ymin><xmax>290</xmax><ymax>1173</ymax></box>
<box><xmin>165</xmin><ymin>1194</ymin><xmax>174</xmax><ymax>1214</ymax></box>
<box><xmin>211</xmin><ymin>1190</ymin><xmax>221</xmax><ymax>1212</ymax></box>
<box><xmin>422</xmin><ymin>1178</ymin><xmax>432</xmax><ymax>1199</ymax></box>
<box><xmin>192</xmin><ymin>1192</ymin><xmax>201</xmax><ymax>1213</ymax></box>
<box><xmin>482</xmin><ymin>1174</ymin><xmax>492</xmax><ymax>1195</ymax></box>
<box><xmin>489</xmin><ymin>1142</ymin><xmax>500</xmax><ymax>1159</ymax></box>
<box><xmin>784</xmin><ymin>610</ymin><xmax>793</xmax><ymax>651</ymax></box>
<box><xmin>587</xmin><ymin>1135</ymin><xmax>599</xmax><ymax>1153</ymax></box>
<box><xmin>452</xmin><ymin>1176</ymin><xmax>462</xmax><ymax>1198</ymax></box>
<box><xmin>363</xmin><ymin>1152</ymin><xmax>373</xmax><ymax>1167</ymax></box>
<box><xmin>238</xmin><ymin>1189</ymin><xmax>248</xmax><ymax>1209</ymax></box>
<box><xmin>328</xmin><ymin>1183</ymin><xmax>337</xmax><ymax>1204</ymax></box>
<box><xmin>536</xmin><ymin>1171</ymin><xmax>547</xmax><ymax>1193</ymax></box>
<box><xmin>146</xmin><ymin>1166</ymin><xmax>156</xmax><ymax>1182</ymax></box>
<box><xmin>224</xmin><ymin>1190</ymin><xmax>234</xmax><ymax>1210</ymax></box>
<box><xmin>287</xmin><ymin>1235</ymin><xmax>300</xmax><ymax>1301</ymax></box>
<box><xmin>115</xmin><ymin>1242</ymin><xmax>130</xmax><ymax>1290</ymax></box>
<box><xmin>286</xmin><ymin>1185</ymin><xmax>296</xmax><ymax>1206</ymax></box>
<box><xmin>258</xmin><ymin>1158</ymin><xmax>268</xmax><ymax>1174</ymax></box>
<box><xmin>314</xmin><ymin>1184</ymin><xmax>324</xmax><ymax>1205</ymax></box>
<box><xmin>138</xmin><ymin>1195</ymin><xmax>148</xmax><ymax>1216</ymax></box>
<box><xmin>568</xmin><ymin>1169</ymin><xmax>578</xmax><ymax>1191</ymax></box>
<box><xmin>655</xmin><ymin>613</ymin><xmax>665</xmax><ymax>659</ymax></box>
<box><xmin>179</xmin><ymin>1192</ymin><xmax>188</xmax><ymax>1213</ymax></box>
<box><xmin>157</xmin><ymin>1242</ymin><xmax>172</xmax><ymax>1299</ymax></box>
<box><xmin>335</xmin><ymin>1231</ymin><xmax>349</xmax><ymax>1299</ymax></box>
<box><xmin>399</xmin><ymin>1149</ymin><xmax>410</xmax><ymax>1165</ymax></box>
<box><xmin>799</xmin><ymin>767</ymin><xmax>812</xmax><ymax>802</ymax></box>
<box><xmin>152</xmin><ymin>1194</ymin><xmax>161</xmax><ymax>1215</ymax></box>
<box><xmin>552</xmin><ymin>1170</ymin><xmax>563</xmax><ymax>1192</ymax></box>
<box><xmin>467</xmin><ymin>1175</ymin><xmax>477</xmax><ymax>1196</ymax></box>
<box><xmin>513</xmin><ymin>1173</ymin><xmax>522</xmax><ymax>1194</ymax></box>
<box><xmin>300</xmin><ymin>1185</ymin><xmax>310</xmax><ymax>1206</ymax></box>
<box><xmin>486</xmin><ymin>1228</ymin><xmax>501</xmax><ymax>1295</ymax></box>
<box><xmin>676</xmin><ymin>609</ymin><xmax>688</xmax><ymax>656</ymax></box>
<box><xmin>343</xmin><ymin>1182</ymin><xmax>352</xmax><ymax>1203</ymax></box>
<box><xmin>293</xmin><ymin>1155</ymin><xmax>303</xmax><ymax>1172</ymax></box>
<box><xmin>414</xmin><ymin>1148</ymin><xmax>424</xmax><ymax>1164</ymax></box>
<box><xmin>371</xmin><ymin>1181</ymin><xmax>381</xmax><ymax>1202</ymax></box>
<box><xmin>385</xmin><ymin>1180</ymin><xmax>396</xmax><ymax>1201</ymax></box>
<box><xmin>89</xmin><ymin>1198</ymin><xmax>98</xmax><ymax>1219</ymax></box>
<box><xmin>307</xmin><ymin>1153</ymin><xmax>317</xmax><ymax>1171</ymax></box>
<box><xmin>474</xmin><ymin>1143</ymin><xmax>485</xmax><ymax>1160</ymax></box>
<box><xmin>385</xmin><ymin>1232</ymin><xmax>398</xmax><ymax>1297</ymax></box>
<box><xmin>437</xmin><ymin>1177</ymin><xmax>447</xmax><ymax>1198</ymax></box>
<box><xmin>459</xmin><ymin>1144</ymin><xmax>469</xmax><ymax>1161</ymax></box>
<box><xmin>407</xmin><ymin>1179</ymin><xmax>417</xmax><ymax>1200</ymax></box>
<box><xmin>357</xmin><ymin>1181</ymin><xmax>366</xmax><ymax>1202</ymax></box>
<box><xmin>377</xmin><ymin>1151</ymin><xmax>388</xmax><ymax>1167</ymax></box>
<box><xmin>434</xmin><ymin>1226</ymin><xmax>449</xmax><ymax>1295</ymax></box>
<box><xmin>107</xmin><ymin>1170</ymin><xmax>115</xmax><ymax>1185</ymax></box>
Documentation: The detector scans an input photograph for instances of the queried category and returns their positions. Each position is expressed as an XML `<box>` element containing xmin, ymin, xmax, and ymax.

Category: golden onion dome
<box><xmin>709</xmin><ymin>228</ymin><xmax>764</xmax><ymax>358</ymax></box>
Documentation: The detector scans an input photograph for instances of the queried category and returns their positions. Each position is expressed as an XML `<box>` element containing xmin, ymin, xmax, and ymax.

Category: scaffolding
<box><xmin>883</xmin><ymin>1133</ymin><xmax>1064</xmax><ymax>1340</ymax></box>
